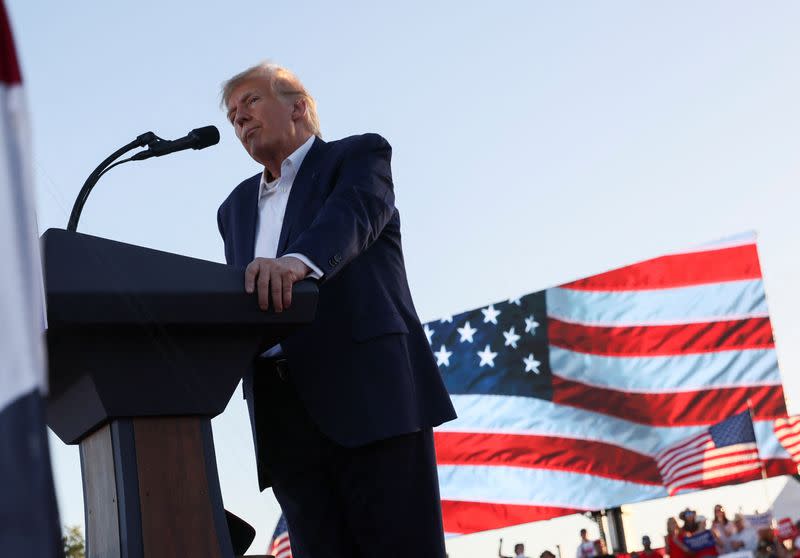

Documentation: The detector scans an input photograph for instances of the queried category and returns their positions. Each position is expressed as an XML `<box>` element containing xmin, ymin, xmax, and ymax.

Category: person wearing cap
<box><xmin>680</xmin><ymin>509</ymin><xmax>701</xmax><ymax>536</ymax></box>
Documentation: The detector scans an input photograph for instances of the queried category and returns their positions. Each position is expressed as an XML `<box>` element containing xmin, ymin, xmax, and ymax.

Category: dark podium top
<box><xmin>42</xmin><ymin>228</ymin><xmax>318</xmax><ymax>444</ymax></box>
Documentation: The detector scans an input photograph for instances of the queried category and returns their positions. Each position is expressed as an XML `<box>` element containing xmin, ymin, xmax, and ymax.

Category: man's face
<box><xmin>226</xmin><ymin>76</ymin><xmax>296</xmax><ymax>165</ymax></box>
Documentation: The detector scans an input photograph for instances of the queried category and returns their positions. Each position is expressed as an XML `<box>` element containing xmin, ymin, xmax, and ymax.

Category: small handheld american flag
<box><xmin>656</xmin><ymin>410</ymin><xmax>762</xmax><ymax>496</ymax></box>
<box><xmin>268</xmin><ymin>514</ymin><xmax>292</xmax><ymax>558</ymax></box>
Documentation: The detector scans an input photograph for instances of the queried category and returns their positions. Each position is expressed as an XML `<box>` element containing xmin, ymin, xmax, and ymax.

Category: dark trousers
<box><xmin>253</xmin><ymin>359</ymin><xmax>447</xmax><ymax>558</ymax></box>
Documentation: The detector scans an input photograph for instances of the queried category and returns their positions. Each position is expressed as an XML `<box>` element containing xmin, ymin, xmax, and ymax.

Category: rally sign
<box><xmin>777</xmin><ymin>518</ymin><xmax>796</xmax><ymax>541</ymax></box>
<box><xmin>683</xmin><ymin>531</ymin><xmax>716</xmax><ymax>551</ymax></box>
<box><xmin>745</xmin><ymin>512</ymin><xmax>774</xmax><ymax>531</ymax></box>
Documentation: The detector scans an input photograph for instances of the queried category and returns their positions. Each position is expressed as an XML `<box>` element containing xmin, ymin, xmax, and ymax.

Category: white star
<box><xmin>524</xmin><ymin>315</ymin><xmax>540</xmax><ymax>335</ymax></box>
<box><xmin>503</xmin><ymin>326</ymin><xmax>521</xmax><ymax>349</ymax></box>
<box><xmin>457</xmin><ymin>321</ymin><xmax>477</xmax><ymax>343</ymax></box>
<box><xmin>477</xmin><ymin>344</ymin><xmax>498</xmax><ymax>367</ymax></box>
<box><xmin>434</xmin><ymin>344</ymin><xmax>453</xmax><ymax>367</ymax></box>
<box><xmin>481</xmin><ymin>304</ymin><xmax>501</xmax><ymax>325</ymax></box>
<box><xmin>440</xmin><ymin>316</ymin><xmax>453</xmax><ymax>323</ymax></box>
<box><xmin>423</xmin><ymin>324</ymin><xmax>434</xmax><ymax>344</ymax></box>
<box><xmin>508</xmin><ymin>297</ymin><xmax>522</xmax><ymax>305</ymax></box>
<box><xmin>523</xmin><ymin>353</ymin><xmax>541</xmax><ymax>374</ymax></box>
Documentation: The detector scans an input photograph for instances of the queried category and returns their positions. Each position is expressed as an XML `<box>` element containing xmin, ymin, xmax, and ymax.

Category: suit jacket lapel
<box><xmin>241</xmin><ymin>176</ymin><xmax>260</xmax><ymax>264</ymax></box>
<box><xmin>277</xmin><ymin>136</ymin><xmax>326</xmax><ymax>256</ymax></box>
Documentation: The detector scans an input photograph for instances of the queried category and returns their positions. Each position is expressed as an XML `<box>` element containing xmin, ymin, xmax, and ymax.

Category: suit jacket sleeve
<box><xmin>285</xmin><ymin>133</ymin><xmax>395</xmax><ymax>281</ymax></box>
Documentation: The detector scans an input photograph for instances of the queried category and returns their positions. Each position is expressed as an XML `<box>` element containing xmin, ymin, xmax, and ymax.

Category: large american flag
<box><xmin>427</xmin><ymin>233</ymin><xmax>794</xmax><ymax>536</ymax></box>
<box><xmin>655</xmin><ymin>410</ymin><xmax>761</xmax><ymax>496</ymax></box>
<box><xmin>268</xmin><ymin>514</ymin><xmax>292</xmax><ymax>558</ymax></box>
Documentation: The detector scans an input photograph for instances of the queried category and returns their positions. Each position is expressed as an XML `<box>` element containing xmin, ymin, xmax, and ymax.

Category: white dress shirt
<box><xmin>254</xmin><ymin>134</ymin><xmax>322</xmax><ymax>278</ymax></box>
<box><xmin>255</xmin><ymin>134</ymin><xmax>322</xmax><ymax>358</ymax></box>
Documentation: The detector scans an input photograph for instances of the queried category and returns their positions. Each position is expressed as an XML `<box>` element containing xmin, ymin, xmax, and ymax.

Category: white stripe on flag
<box><xmin>437</xmin><ymin>464</ymin><xmax>667</xmax><ymax>509</ymax></box>
<box><xmin>550</xmin><ymin>346</ymin><xmax>780</xmax><ymax>393</ymax></box>
<box><xmin>0</xmin><ymin>80</ymin><xmax>46</xmax><ymax>412</ymax></box>
<box><xmin>546</xmin><ymin>279</ymin><xmax>767</xmax><ymax>327</ymax></box>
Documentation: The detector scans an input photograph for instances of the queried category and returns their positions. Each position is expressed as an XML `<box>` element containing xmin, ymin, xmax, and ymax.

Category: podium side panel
<box><xmin>201</xmin><ymin>420</ymin><xmax>236</xmax><ymax>557</ymax></box>
<box><xmin>81</xmin><ymin>425</ymin><xmax>122</xmax><ymax>558</ymax></box>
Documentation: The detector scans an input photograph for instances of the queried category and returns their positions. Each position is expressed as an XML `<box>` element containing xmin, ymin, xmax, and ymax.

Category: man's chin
<box><xmin>246</xmin><ymin>144</ymin><xmax>270</xmax><ymax>165</ymax></box>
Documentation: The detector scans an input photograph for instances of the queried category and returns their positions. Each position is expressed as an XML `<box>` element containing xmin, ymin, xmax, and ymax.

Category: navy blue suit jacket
<box><xmin>217</xmin><ymin>133</ymin><xmax>456</xmax><ymax>488</ymax></box>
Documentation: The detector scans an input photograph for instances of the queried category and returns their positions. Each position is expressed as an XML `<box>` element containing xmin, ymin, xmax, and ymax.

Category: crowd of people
<box><xmin>662</xmin><ymin>505</ymin><xmax>796</xmax><ymax>558</ymax></box>
<box><xmin>496</xmin><ymin>506</ymin><xmax>800</xmax><ymax>558</ymax></box>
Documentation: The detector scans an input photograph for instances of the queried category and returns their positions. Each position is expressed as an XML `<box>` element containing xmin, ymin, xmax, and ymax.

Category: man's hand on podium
<box><xmin>245</xmin><ymin>256</ymin><xmax>311</xmax><ymax>312</ymax></box>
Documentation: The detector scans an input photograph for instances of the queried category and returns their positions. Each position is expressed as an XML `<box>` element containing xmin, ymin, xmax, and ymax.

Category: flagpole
<box><xmin>747</xmin><ymin>399</ymin><xmax>773</xmax><ymax>514</ymax></box>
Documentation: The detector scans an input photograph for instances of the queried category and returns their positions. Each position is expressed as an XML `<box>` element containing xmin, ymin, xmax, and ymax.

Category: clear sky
<box><xmin>6</xmin><ymin>1</ymin><xmax>800</xmax><ymax>555</ymax></box>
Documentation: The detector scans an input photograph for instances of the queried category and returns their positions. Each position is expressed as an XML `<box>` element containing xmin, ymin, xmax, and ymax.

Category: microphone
<box><xmin>67</xmin><ymin>125</ymin><xmax>220</xmax><ymax>231</ymax></box>
<box><xmin>131</xmin><ymin>125</ymin><xmax>220</xmax><ymax>161</ymax></box>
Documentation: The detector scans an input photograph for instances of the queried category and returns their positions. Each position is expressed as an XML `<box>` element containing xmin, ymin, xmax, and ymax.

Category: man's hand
<box><xmin>244</xmin><ymin>256</ymin><xmax>311</xmax><ymax>312</ymax></box>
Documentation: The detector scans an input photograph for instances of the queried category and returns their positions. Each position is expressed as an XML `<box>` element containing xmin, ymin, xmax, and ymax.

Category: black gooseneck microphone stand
<box><xmin>66</xmin><ymin>125</ymin><xmax>220</xmax><ymax>232</ymax></box>
<box><xmin>66</xmin><ymin>131</ymin><xmax>159</xmax><ymax>232</ymax></box>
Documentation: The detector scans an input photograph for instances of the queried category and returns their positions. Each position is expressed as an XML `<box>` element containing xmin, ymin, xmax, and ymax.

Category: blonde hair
<box><xmin>221</xmin><ymin>61</ymin><xmax>321</xmax><ymax>137</ymax></box>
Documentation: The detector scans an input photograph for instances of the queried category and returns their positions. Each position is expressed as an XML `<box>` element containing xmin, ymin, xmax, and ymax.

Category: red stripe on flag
<box><xmin>549</xmin><ymin>317</ymin><xmax>774</xmax><ymax>357</ymax></box>
<box><xmin>552</xmin><ymin>374</ymin><xmax>787</xmax><ymax>427</ymax></box>
<box><xmin>441</xmin><ymin>500</ymin><xmax>582</xmax><ymax>535</ymax></box>
<box><xmin>434</xmin><ymin>431</ymin><xmax>662</xmax><ymax>484</ymax></box>
<box><xmin>0</xmin><ymin>1</ymin><xmax>22</xmax><ymax>84</ymax></box>
<box><xmin>764</xmin><ymin>458</ymin><xmax>797</xmax><ymax>477</ymax></box>
<box><xmin>559</xmin><ymin>245</ymin><xmax>762</xmax><ymax>291</ymax></box>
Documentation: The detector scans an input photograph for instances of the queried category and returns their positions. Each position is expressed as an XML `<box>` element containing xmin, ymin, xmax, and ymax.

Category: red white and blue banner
<box><xmin>427</xmin><ymin>233</ymin><xmax>793</xmax><ymax>535</ymax></box>
<box><xmin>682</xmin><ymin>530</ymin><xmax>717</xmax><ymax>552</ymax></box>
<box><xmin>0</xmin><ymin>1</ymin><xmax>63</xmax><ymax>554</ymax></box>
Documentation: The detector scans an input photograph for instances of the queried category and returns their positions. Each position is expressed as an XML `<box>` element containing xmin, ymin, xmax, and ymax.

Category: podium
<box><xmin>41</xmin><ymin>229</ymin><xmax>317</xmax><ymax>558</ymax></box>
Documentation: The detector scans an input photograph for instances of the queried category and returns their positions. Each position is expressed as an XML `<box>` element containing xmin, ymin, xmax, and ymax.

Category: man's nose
<box><xmin>234</xmin><ymin>109</ymin><xmax>250</xmax><ymax>128</ymax></box>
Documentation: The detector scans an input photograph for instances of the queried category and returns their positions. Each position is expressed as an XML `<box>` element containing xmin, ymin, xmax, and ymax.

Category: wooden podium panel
<box><xmin>135</xmin><ymin>418</ymin><xmax>222</xmax><ymax>558</ymax></box>
<box><xmin>79</xmin><ymin>417</ymin><xmax>233</xmax><ymax>558</ymax></box>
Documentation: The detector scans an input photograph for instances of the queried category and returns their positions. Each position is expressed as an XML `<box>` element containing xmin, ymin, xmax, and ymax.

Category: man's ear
<box><xmin>291</xmin><ymin>98</ymin><xmax>307</xmax><ymax>121</ymax></box>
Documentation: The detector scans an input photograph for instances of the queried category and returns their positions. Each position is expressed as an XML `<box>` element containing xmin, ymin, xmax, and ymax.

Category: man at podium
<box><xmin>217</xmin><ymin>61</ymin><xmax>456</xmax><ymax>557</ymax></box>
